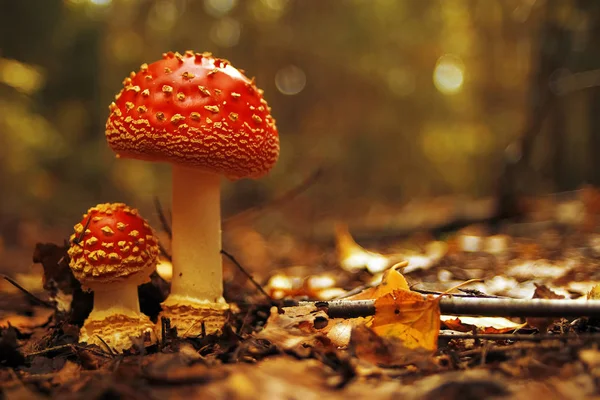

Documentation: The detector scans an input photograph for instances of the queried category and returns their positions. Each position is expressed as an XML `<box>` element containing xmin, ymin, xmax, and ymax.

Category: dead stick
<box><xmin>304</xmin><ymin>297</ymin><xmax>600</xmax><ymax>318</ymax></box>
<box><xmin>438</xmin><ymin>332</ymin><xmax>600</xmax><ymax>341</ymax></box>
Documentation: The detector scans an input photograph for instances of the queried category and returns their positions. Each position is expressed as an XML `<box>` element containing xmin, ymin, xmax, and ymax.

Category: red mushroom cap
<box><xmin>67</xmin><ymin>203</ymin><xmax>159</xmax><ymax>290</ymax></box>
<box><xmin>105</xmin><ymin>51</ymin><xmax>279</xmax><ymax>180</ymax></box>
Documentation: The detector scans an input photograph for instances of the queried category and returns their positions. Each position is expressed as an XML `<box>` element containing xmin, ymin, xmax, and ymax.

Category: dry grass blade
<box><xmin>223</xmin><ymin>168</ymin><xmax>323</xmax><ymax>227</ymax></box>
<box><xmin>153</xmin><ymin>196</ymin><xmax>172</xmax><ymax>239</ymax></box>
<box><xmin>221</xmin><ymin>249</ymin><xmax>273</xmax><ymax>303</ymax></box>
<box><xmin>1</xmin><ymin>275</ymin><xmax>56</xmax><ymax>309</ymax></box>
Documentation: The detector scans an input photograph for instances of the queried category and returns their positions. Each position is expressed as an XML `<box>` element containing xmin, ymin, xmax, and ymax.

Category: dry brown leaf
<box><xmin>371</xmin><ymin>290</ymin><xmax>441</xmax><ymax>351</ymax></box>
<box><xmin>350</xmin><ymin>325</ymin><xmax>435</xmax><ymax>367</ymax></box>
<box><xmin>527</xmin><ymin>284</ymin><xmax>565</xmax><ymax>331</ymax></box>
<box><xmin>51</xmin><ymin>360</ymin><xmax>81</xmax><ymax>386</ymax></box>
<box><xmin>258</xmin><ymin>306</ymin><xmax>333</xmax><ymax>355</ymax></box>
<box><xmin>325</xmin><ymin>318</ymin><xmax>365</xmax><ymax>348</ymax></box>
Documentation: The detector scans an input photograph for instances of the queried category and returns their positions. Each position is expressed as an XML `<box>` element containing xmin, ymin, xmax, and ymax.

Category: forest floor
<box><xmin>3</xmin><ymin>189</ymin><xmax>600</xmax><ymax>399</ymax></box>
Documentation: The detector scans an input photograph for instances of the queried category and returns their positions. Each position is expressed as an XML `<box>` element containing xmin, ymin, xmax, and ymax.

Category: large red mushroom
<box><xmin>105</xmin><ymin>51</ymin><xmax>279</xmax><ymax>335</ymax></box>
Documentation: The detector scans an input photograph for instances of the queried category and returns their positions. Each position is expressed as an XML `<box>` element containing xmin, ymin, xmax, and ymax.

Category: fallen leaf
<box><xmin>441</xmin><ymin>315</ymin><xmax>526</xmax><ymax>333</ymax></box>
<box><xmin>256</xmin><ymin>306</ymin><xmax>333</xmax><ymax>357</ymax></box>
<box><xmin>326</xmin><ymin>318</ymin><xmax>365</xmax><ymax>348</ymax></box>
<box><xmin>371</xmin><ymin>290</ymin><xmax>441</xmax><ymax>351</ymax></box>
<box><xmin>587</xmin><ymin>284</ymin><xmax>600</xmax><ymax>300</ymax></box>
<box><xmin>527</xmin><ymin>284</ymin><xmax>565</xmax><ymax>331</ymax></box>
<box><xmin>350</xmin><ymin>325</ymin><xmax>435</xmax><ymax>367</ymax></box>
<box><xmin>51</xmin><ymin>360</ymin><xmax>81</xmax><ymax>386</ymax></box>
<box><xmin>143</xmin><ymin>351</ymin><xmax>229</xmax><ymax>385</ymax></box>
<box><xmin>402</xmin><ymin>241</ymin><xmax>448</xmax><ymax>273</ymax></box>
<box><xmin>336</xmin><ymin>224</ymin><xmax>396</xmax><ymax>273</ymax></box>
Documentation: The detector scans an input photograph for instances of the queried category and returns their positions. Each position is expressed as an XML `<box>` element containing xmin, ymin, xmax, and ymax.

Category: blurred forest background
<box><xmin>1</xmin><ymin>0</ymin><xmax>600</xmax><ymax>270</ymax></box>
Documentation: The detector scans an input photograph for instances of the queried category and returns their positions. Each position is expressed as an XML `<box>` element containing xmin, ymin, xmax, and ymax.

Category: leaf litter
<box><xmin>6</xmin><ymin>192</ymin><xmax>600</xmax><ymax>398</ymax></box>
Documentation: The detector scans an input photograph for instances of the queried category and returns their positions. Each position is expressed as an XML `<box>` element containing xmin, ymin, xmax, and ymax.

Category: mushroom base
<box><xmin>159</xmin><ymin>300</ymin><xmax>229</xmax><ymax>337</ymax></box>
<box><xmin>80</xmin><ymin>314</ymin><xmax>157</xmax><ymax>353</ymax></box>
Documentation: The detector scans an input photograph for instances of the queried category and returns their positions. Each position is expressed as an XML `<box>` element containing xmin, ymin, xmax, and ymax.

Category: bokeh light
<box><xmin>250</xmin><ymin>0</ymin><xmax>289</xmax><ymax>22</ymax></box>
<box><xmin>210</xmin><ymin>18</ymin><xmax>241</xmax><ymax>47</ymax></box>
<box><xmin>386</xmin><ymin>67</ymin><xmax>416</xmax><ymax>97</ymax></box>
<box><xmin>147</xmin><ymin>0</ymin><xmax>179</xmax><ymax>32</ymax></box>
<box><xmin>433</xmin><ymin>54</ymin><xmax>465</xmax><ymax>95</ymax></box>
<box><xmin>275</xmin><ymin>65</ymin><xmax>306</xmax><ymax>95</ymax></box>
<box><xmin>0</xmin><ymin>59</ymin><xmax>44</xmax><ymax>94</ymax></box>
<box><xmin>204</xmin><ymin>0</ymin><xmax>237</xmax><ymax>18</ymax></box>
<box><xmin>109</xmin><ymin>30</ymin><xmax>143</xmax><ymax>63</ymax></box>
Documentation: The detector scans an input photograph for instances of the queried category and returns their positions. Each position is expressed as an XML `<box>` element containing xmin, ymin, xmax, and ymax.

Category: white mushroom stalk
<box><xmin>164</xmin><ymin>165</ymin><xmax>227</xmax><ymax>306</ymax></box>
<box><xmin>87</xmin><ymin>283</ymin><xmax>143</xmax><ymax>321</ymax></box>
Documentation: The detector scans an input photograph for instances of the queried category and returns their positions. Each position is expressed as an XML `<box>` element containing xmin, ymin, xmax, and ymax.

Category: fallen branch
<box><xmin>438</xmin><ymin>332</ymin><xmax>600</xmax><ymax>341</ymax></box>
<box><xmin>304</xmin><ymin>297</ymin><xmax>600</xmax><ymax>318</ymax></box>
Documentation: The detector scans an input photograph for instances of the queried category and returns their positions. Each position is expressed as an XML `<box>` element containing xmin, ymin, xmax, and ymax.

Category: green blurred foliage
<box><xmin>0</xmin><ymin>0</ymin><xmax>598</xmax><ymax>240</ymax></box>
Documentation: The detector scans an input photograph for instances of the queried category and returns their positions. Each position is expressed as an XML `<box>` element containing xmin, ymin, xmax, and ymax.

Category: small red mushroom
<box><xmin>68</xmin><ymin>203</ymin><xmax>160</xmax><ymax>352</ymax></box>
<box><xmin>105</xmin><ymin>51</ymin><xmax>280</xmax><ymax>336</ymax></box>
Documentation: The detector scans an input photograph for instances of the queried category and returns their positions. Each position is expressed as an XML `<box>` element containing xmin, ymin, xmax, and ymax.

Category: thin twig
<box><xmin>154</xmin><ymin>196</ymin><xmax>172</xmax><ymax>239</ymax></box>
<box><xmin>24</xmin><ymin>343</ymin><xmax>113</xmax><ymax>358</ymax></box>
<box><xmin>220</xmin><ymin>249</ymin><xmax>273</xmax><ymax>303</ymax></box>
<box><xmin>1</xmin><ymin>275</ymin><xmax>56</xmax><ymax>309</ymax></box>
<box><xmin>413</xmin><ymin>288</ymin><xmax>503</xmax><ymax>299</ymax></box>
<box><xmin>438</xmin><ymin>332</ymin><xmax>600</xmax><ymax>341</ymax></box>
<box><xmin>223</xmin><ymin>168</ymin><xmax>323</xmax><ymax>227</ymax></box>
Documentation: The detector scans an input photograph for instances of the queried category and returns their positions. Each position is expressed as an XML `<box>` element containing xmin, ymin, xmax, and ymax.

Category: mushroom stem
<box><xmin>167</xmin><ymin>164</ymin><xmax>225</xmax><ymax>305</ymax></box>
<box><xmin>88</xmin><ymin>284</ymin><xmax>141</xmax><ymax>320</ymax></box>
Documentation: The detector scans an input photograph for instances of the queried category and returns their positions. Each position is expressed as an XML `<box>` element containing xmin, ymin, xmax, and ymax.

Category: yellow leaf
<box><xmin>335</xmin><ymin>223</ymin><xmax>394</xmax><ymax>273</ymax></box>
<box><xmin>347</xmin><ymin>262</ymin><xmax>410</xmax><ymax>300</ymax></box>
<box><xmin>588</xmin><ymin>284</ymin><xmax>600</xmax><ymax>300</ymax></box>
<box><xmin>371</xmin><ymin>289</ymin><xmax>441</xmax><ymax>351</ymax></box>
